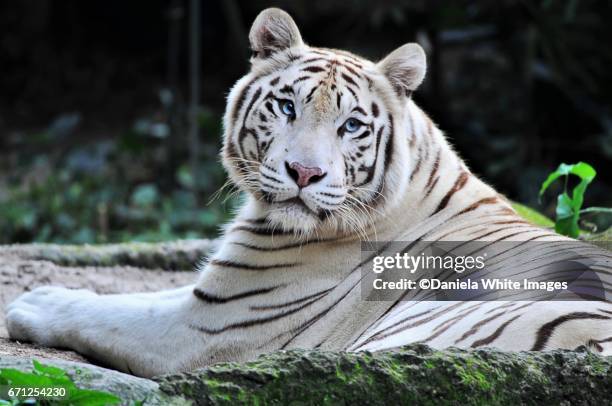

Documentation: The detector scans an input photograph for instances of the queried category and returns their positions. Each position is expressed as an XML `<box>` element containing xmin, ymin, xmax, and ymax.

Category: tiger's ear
<box><xmin>249</xmin><ymin>8</ymin><xmax>303</xmax><ymax>59</ymax></box>
<box><xmin>377</xmin><ymin>43</ymin><xmax>427</xmax><ymax>97</ymax></box>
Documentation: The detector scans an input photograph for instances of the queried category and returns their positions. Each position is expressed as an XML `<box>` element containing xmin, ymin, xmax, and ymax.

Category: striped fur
<box><xmin>6</xmin><ymin>8</ymin><xmax>612</xmax><ymax>377</ymax></box>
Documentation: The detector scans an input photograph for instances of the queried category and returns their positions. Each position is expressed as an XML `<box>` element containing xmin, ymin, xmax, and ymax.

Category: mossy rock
<box><xmin>155</xmin><ymin>345</ymin><xmax>612</xmax><ymax>405</ymax></box>
<box><xmin>2</xmin><ymin>345</ymin><xmax>611</xmax><ymax>405</ymax></box>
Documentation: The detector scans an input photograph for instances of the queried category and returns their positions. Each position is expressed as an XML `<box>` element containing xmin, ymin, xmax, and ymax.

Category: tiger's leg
<box><xmin>6</xmin><ymin>285</ymin><xmax>204</xmax><ymax>377</ymax></box>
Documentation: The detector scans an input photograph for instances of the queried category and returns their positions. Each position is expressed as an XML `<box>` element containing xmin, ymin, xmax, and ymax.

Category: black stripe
<box><xmin>425</xmin><ymin>149</ymin><xmax>441</xmax><ymax>189</ymax></box>
<box><xmin>237</xmin><ymin>86</ymin><xmax>263</xmax><ymax>157</ymax></box>
<box><xmin>264</xmin><ymin>101</ymin><xmax>277</xmax><ymax>116</ymax></box>
<box><xmin>383</xmin><ymin>114</ymin><xmax>395</xmax><ymax>174</ymax></box>
<box><xmin>353</xmin><ymin>125</ymin><xmax>383</xmax><ymax>187</ymax></box>
<box><xmin>471</xmin><ymin>315</ymin><xmax>522</xmax><ymax>348</ymax></box>
<box><xmin>433</xmin><ymin>171</ymin><xmax>469</xmax><ymax>214</ymax></box>
<box><xmin>232</xmin><ymin>238</ymin><xmax>334</xmax><ymax>252</ymax></box>
<box><xmin>231</xmin><ymin>76</ymin><xmax>260</xmax><ymax>123</ymax></box>
<box><xmin>422</xmin><ymin>305</ymin><xmax>482</xmax><ymax>343</ymax></box>
<box><xmin>371</xmin><ymin>102</ymin><xmax>379</xmax><ymax>118</ymax></box>
<box><xmin>190</xmin><ymin>295</ymin><xmax>321</xmax><ymax>334</ymax></box>
<box><xmin>210</xmin><ymin>259</ymin><xmax>299</xmax><ymax>271</ymax></box>
<box><xmin>319</xmin><ymin>192</ymin><xmax>344</xmax><ymax>198</ymax></box>
<box><xmin>193</xmin><ymin>286</ymin><xmax>279</xmax><ymax>304</ymax></box>
<box><xmin>531</xmin><ymin>312</ymin><xmax>610</xmax><ymax>350</ymax></box>
<box><xmin>353</xmin><ymin>130</ymin><xmax>371</xmax><ymax>140</ymax></box>
<box><xmin>292</xmin><ymin>76</ymin><xmax>311</xmax><ymax>85</ymax></box>
<box><xmin>343</xmin><ymin>58</ymin><xmax>363</xmax><ymax>69</ymax></box>
<box><xmin>455</xmin><ymin>310</ymin><xmax>509</xmax><ymax>344</ymax></box>
<box><xmin>302</xmin><ymin>65</ymin><xmax>325</xmax><ymax>73</ymax></box>
<box><xmin>261</xmin><ymin>173</ymin><xmax>283</xmax><ymax>184</ymax></box>
<box><xmin>232</xmin><ymin>225</ymin><xmax>295</xmax><ymax>236</ymax></box>
<box><xmin>250</xmin><ymin>288</ymin><xmax>333</xmax><ymax>310</ymax></box>
<box><xmin>304</xmin><ymin>85</ymin><xmax>319</xmax><ymax>103</ymax></box>
<box><xmin>346</xmin><ymin>86</ymin><xmax>359</xmax><ymax>102</ymax></box>
<box><xmin>409</xmin><ymin>147</ymin><xmax>423</xmax><ymax>182</ymax></box>
<box><xmin>279</xmin><ymin>85</ymin><xmax>294</xmax><ymax>94</ymax></box>
<box><xmin>357</xmin><ymin>302</ymin><xmax>466</xmax><ymax>348</ymax></box>
<box><xmin>341</xmin><ymin>73</ymin><xmax>358</xmax><ymax>87</ymax></box>
<box><xmin>424</xmin><ymin>176</ymin><xmax>439</xmax><ymax>198</ymax></box>
<box><xmin>341</xmin><ymin>63</ymin><xmax>362</xmax><ymax>78</ymax></box>
<box><xmin>352</xmin><ymin>106</ymin><xmax>367</xmax><ymax>115</ymax></box>
<box><xmin>456</xmin><ymin>196</ymin><xmax>500</xmax><ymax>216</ymax></box>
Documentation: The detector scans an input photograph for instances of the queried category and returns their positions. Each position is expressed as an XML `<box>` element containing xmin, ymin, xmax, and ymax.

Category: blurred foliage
<box><xmin>0</xmin><ymin>108</ymin><xmax>240</xmax><ymax>244</ymax></box>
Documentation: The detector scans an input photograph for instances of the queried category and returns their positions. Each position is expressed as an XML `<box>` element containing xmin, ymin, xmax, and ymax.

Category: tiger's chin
<box><xmin>266</xmin><ymin>200</ymin><xmax>323</xmax><ymax>238</ymax></box>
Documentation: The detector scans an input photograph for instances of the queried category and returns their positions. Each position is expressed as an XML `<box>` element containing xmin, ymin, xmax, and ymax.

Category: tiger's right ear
<box><xmin>249</xmin><ymin>8</ymin><xmax>303</xmax><ymax>59</ymax></box>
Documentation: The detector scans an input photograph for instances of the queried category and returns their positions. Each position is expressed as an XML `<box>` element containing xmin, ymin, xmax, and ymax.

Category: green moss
<box><xmin>155</xmin><ymin>345</ymin><xmax>612</xmax><ymax>405</ymax></box>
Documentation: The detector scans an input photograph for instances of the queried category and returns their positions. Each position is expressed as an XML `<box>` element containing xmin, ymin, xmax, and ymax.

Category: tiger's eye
<box><xmin>344</xmin><ymin>118</ymin><xmax>362</xmax><ymax>133</ymax></box>
<box><xmin>279</xmin><ymin>100</ymin><xmax>295</xmax><ymax>117</ymax></box>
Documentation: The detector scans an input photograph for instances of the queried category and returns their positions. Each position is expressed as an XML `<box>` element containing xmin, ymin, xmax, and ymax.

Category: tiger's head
<box><xmin>222</xmin><ymin>8</ymin><xmax>426</xmax><ymax>237</ymax></box>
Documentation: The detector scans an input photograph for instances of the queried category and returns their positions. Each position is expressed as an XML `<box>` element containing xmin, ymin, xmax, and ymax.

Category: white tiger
<box><xmin>6</xmin><ymin>8</ymin><xmax>612</xmax><ymax>378</ymax></box>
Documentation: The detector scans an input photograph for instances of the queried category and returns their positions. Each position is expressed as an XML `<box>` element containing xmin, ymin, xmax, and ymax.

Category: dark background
<box><xmin>1</xmin><ymin>0</ymin><xmax>611</xmax><ymax>244</ymax></box>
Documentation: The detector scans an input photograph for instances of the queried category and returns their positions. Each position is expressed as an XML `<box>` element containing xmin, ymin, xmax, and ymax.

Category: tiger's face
<box><xmin>222</xmin><ymin>8</ymin><xmax>426</xmax><ymax>236</ymax></box>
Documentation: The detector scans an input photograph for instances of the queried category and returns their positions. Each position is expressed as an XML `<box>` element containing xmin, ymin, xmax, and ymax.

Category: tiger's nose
<box><xmin>285</xmin><ymin>161</ymin><xmax>327</xmax><ymax>188</ymax></box>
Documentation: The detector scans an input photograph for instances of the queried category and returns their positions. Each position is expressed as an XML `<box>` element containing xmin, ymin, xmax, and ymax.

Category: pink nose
<box><xmin>286</xmin><ymin>161</ymin><xmax>326</xmax><ymax>188</ymax></box>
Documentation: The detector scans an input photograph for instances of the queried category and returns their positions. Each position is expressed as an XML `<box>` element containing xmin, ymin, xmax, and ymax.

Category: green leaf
<box><xmin>540</xmin><ymin>162</ymin><xmax>597</xmax><ymax>238</ymax></box>
<box><xmin>555</xmin><ymin>193</ymin><xmax>579</xmax><ymax>238</ymax></box>
<box><xmin>33</xmin><ymin>360</ymin><xmax>68</xmax><ymax>378</ymax></box>
<box><xmin>0</xmin><ymin>368</ymin><xmax>51</xmax><ymax>386</ymax></box>
<box><xmin>0</xmin><ymin>361</ymin><xmax>121</xmax><ymax>405</ymax></box>
<box><xmin>539</xmin><ymin>161</ymin><xmax>596</xmax><ymax>196</ymax></box>
<box><xmin>62</xmin><ymin>389</ymin><xmax>121</xmax><ymax>406</ymax></box>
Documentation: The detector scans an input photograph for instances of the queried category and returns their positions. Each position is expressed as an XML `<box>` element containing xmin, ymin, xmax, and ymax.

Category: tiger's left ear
<box><xmin>377</xmin><ymin>43</ymin><xmax>427</xmax><ymax>97</ymax></box>
<box><xmin>249</xmin><ymin>8</ymin><xmax>303</xmax><ymax>59</ymax></box>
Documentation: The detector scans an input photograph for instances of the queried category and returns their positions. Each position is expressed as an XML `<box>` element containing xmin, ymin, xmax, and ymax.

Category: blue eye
<box><xmin>279</xmin><ymin>100</ymin><xmax>295</xmax><ymax>117</ymax></box>
<box><xmin>343</xmin><ymin>118</ymin><xmax>362</xmax><ymax>133</ymax></box>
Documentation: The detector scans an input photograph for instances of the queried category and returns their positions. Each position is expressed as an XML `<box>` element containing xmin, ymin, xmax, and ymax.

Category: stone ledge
<box><xmin>2</xmin><ymin>345</ymin><xmax>610</xmax><ymax>405</ymax></box>
<box><xmin>155</xmin><ymin>345</ymin><xmax>612</xmax><ymax>405</ymax></box>
<box><xmin>0</xmin><ymin>239</ymin><xmax>217</xmax><ymax>271</ymax></box>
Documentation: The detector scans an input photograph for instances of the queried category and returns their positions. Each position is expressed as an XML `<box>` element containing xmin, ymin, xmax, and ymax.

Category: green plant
<box><xmin>539</xmin><ymin>162</ymin><xmax>612</xmax><ymax>238</ymax></box>
<box><xmin>0</xmin><ymin>360</ymin><xmax>120</xmax><ymax>405</ymax></box>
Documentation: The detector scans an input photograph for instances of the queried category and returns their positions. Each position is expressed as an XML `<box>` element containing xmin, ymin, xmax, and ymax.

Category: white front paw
<box><xmin>6</xmin><ymin>286</ymin><xmax>97</xmax><ymax>346</ymax></box>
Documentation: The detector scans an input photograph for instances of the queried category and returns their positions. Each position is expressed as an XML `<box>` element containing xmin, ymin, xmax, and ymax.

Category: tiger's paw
<box><xmin>6</xmin><ymin>286</ymin><xmax>97</xmax><ymax>346</ymax></box>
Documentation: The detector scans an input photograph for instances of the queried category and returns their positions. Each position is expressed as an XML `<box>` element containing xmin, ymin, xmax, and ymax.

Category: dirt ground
<box><xmin>0</xmin><ymin>253</ymin><xmax>196</xmax><ymax>363</ymax></box>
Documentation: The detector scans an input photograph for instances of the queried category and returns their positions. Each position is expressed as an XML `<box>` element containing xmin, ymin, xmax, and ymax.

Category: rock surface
<box><xmin>1</xmin><ymin>345</ymin><xmax>611</xmax><ymax>405</ymax></box>
<box><xmin>1</xmin><ymin>239</ymin><xmax>217</xmax><ymax>271</ymax></box>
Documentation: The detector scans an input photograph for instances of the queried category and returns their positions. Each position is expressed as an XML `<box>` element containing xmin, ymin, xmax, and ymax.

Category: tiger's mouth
<box><xmin>277</xmin><ymin>196</ymin><xmax>317</xmax><ymax>215</ymax></box>
<box><xmin>262</xmin><ymin>191</ymin><xmax>337</xmax><ymax>232</ymax></box>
